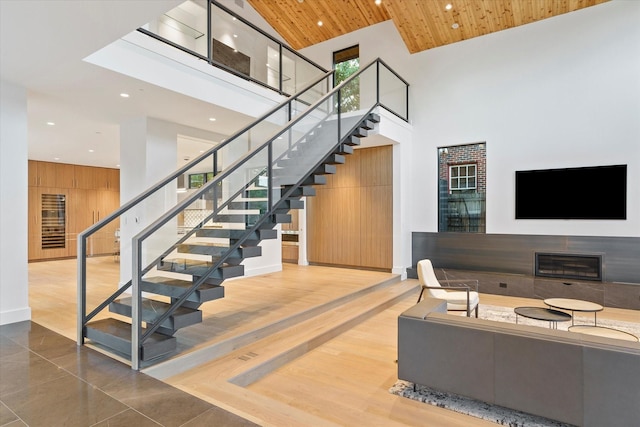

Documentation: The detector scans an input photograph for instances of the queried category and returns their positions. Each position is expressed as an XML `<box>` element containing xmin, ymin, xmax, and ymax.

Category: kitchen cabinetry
<box><xmin>28</xmin><ymin>161</ymin><xmax>120</xmax><ymax>261</ymax></box>
<box><xmin>281</xmin><ymin>210</ymin><xmax>299</xmax><ymax>263</ymax></box>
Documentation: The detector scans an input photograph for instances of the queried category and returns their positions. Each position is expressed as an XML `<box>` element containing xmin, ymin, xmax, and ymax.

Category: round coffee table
<box><xmin>543</xmin><ymin>298</ymin><xmax>603</xmax><ymax>326</ymax></box>
<box><xmin>568</xmin><ymin>325</ymin><xmax>639</xmax><ymax>342</ymax></box>
<box><xmin>514</xmin><ymin>306</ymin><xmax>572</xmax><ymax>329</ymax></box>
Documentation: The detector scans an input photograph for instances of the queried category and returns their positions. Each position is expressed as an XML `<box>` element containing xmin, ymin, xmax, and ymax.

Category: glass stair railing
<box><xmin>78</xmin><ymin>58</ymin><xmax>409</xmax><ymax>369</ymax></box>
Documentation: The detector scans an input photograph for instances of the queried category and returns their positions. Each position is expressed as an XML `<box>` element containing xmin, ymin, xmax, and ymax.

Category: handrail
<box><xmin>76</xmin><ymin>69</ymin><xmax>332</xmax><ymax>243</ymax></box>
<box><xmin>77</xmin><ymin>68</ymin><xmax>333</xmax><ymax>346</ymax></box>
<box><xmin>129</xmin><ymin>58</ymin><xmax>404</xmax><ymax>355</ymax></box>
<box><xmin>79</xmin><ymin>54</ymin><xmax>409</xmax><ymax>369</ymax></box>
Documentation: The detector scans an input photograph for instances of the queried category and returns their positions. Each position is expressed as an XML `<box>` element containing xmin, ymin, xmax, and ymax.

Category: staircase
<box><xmin>78</xmin><ymin>58</ymin><xmax>408</xmax><ymax>369</ymax></box>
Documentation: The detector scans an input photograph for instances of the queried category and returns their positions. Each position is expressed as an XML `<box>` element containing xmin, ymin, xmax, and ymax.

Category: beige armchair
<box><xmin>416</xmin><ymin>259</ymin><xmax>479</xmax><ymax>317</ymax></box>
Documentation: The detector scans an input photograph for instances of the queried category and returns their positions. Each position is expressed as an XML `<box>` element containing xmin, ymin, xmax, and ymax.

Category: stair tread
<box><xmin>161</xmin><ymin>258</ymin><xmax>232</xmax><ymax>268</ymax></box>
<box><xmin>86</xmin><ymin>318</ymin><xmax>175</xmax><ymax>345</ymax></box>
<box><xmin>143</xmin><ymin>276</ymin><xmax>220</xmax><ymax>291</ymax></box>
<box><xmin>114</xmin><ymin>297</ymin><xmax>200</xmax><ymax>317</ymax></box>
<box><xmin>86</xmin><ymin>318</ymin><xmax>177</xmax><ymax>361</ymax></box>
<box><xmin>142</xmin><ymin>276</ymin><xmax>225</xmax><ymax>303</ymax></box>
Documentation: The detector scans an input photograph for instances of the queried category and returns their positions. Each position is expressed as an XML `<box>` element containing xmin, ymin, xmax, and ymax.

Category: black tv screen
<box><xmin>515</xmin><ymin>165</ymin><xmax>627</xmax><ymax>220</ymax></box>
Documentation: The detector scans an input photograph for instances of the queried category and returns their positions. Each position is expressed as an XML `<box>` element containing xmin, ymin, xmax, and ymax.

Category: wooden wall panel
<box><xmin>360</xmin><ymin>186</ymin><xmax>392</xmax><ymax>269</ymax></box>
<box><xmin>307</xmin><ymin>146</ymin><xmax>392</xmax><ymax>270</ymax></box>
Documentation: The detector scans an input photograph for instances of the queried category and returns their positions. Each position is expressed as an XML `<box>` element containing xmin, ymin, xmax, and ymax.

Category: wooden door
<box><xmin>73</xmin><ymin>165</ymin><xmax>97</xmax><ymax>189</ymax></box>
<box><xmin>28</xmin><ymin>160</ymin><xmax>39</xmax><ymax>187</ymax></box>
<box><xmin>95</xmin><ymin>167</ymin><xmax>119</xmax><ymax>191</ymax></box>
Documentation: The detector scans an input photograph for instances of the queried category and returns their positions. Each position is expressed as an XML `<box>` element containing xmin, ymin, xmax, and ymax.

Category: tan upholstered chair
<box><xmin>416</xmin><ymin>259</ymin><xmax>479</xmax><ymax>317</ymax></box>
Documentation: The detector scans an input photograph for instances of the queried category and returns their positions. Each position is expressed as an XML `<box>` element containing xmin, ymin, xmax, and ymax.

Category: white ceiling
<box><xmin>1</xmin><ymin>0</ymin><xmax>254</xmax><ymax>169</ymax></box>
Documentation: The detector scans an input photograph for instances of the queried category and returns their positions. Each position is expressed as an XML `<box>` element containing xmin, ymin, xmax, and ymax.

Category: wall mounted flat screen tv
<box><xmin>515</xmin><ymin>165</ymin><xmax>627</xmax><ymax>220</ymax></box>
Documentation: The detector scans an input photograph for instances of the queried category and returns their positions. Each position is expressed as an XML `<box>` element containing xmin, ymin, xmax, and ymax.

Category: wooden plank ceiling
<box><xmin>246</xmin><ymin>0</ymin><xmax>609</xmax><ymax>54</ymax></box>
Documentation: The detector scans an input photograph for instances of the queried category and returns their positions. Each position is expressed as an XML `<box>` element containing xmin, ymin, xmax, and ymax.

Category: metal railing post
<box><xmin>77</xmin><ymin>236</ymin><xmax>86</xmax><ymax>345</ymax></box>
<box><xmin>131</xmin><ymin>238</ymin><xmax>141</xmax><ymax>370</ymax></box>
<box><xmin>376</xmin><ymin>60</ymin><xmax>380</xmax><ymax>105</ymax></box>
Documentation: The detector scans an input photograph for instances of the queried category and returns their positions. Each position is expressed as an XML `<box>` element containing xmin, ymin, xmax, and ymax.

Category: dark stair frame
<box><xmin>84</xmin><ymin>112</ymin><xmax>381</xmax><ymax>365</ymax></box>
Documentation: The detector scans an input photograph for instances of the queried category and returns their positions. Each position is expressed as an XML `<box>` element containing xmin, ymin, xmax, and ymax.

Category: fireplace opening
<box><xmin>535</xmin><ymin>253</ymin><xmax>602</xmax><ymax>281</ymax></box>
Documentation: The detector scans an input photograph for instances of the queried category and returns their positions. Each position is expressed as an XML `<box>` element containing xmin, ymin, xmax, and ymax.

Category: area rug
<box><xmin>389</xmin><ymin>380</ymin><xmax>571</xmax><ymax>427</ymax></box>
<box><xmin>479</xmin><ymin>304</ymin><xmax>640</xmax><ymax>337</ymax></box>
<box><xmin>390</xmin><ymin>304</ymin><xmax>639</xmax><ymax>426</ymax></box>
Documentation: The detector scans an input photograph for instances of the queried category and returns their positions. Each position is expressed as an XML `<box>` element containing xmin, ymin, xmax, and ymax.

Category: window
<box><xmin>189</xmin><ymin>173</ymin><xmax>205</xmax><ymax>188</ymax></box>
<box><xmin>333</xmin><ymin>45</ymin><xmax>359</xmax><ymax>112</ymax></box>
<box><xmin>438</xmin><ymin>144</ymin><xmax>486</xmax><ymax>233</ymax></box>
<box><xmin>450</xmin><ymin>164</ymin><xmax>476</xmax><ymax>192</ymax></box>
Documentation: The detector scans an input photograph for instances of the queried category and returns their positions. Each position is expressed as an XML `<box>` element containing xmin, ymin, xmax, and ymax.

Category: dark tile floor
<box><xmin>0</xmin><ymin>321</ymin><xmax>259</xmax><ymax>427</ymax></box>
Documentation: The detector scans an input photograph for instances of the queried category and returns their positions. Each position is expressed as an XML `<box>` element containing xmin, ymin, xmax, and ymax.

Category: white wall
<box><xmin>408</xmin><ymin>1</ymin><xmax>640</xmax><ymax>237</ymax></box>
<box><xmin>0</xmin><ymin>80</ymin><xmax>31</xmax><ymax>324</ymax></box>
<box><xmin>300</xmin><ymin>1</ymin><xmax>640</xmax><ymax>240</ymax></box>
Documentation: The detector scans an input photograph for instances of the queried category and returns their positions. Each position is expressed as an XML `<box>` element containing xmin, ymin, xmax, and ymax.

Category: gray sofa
<box><xmin>397</xmin><ymin>298</ymin><xmax>640</xmax><ymax>426</ymax></box>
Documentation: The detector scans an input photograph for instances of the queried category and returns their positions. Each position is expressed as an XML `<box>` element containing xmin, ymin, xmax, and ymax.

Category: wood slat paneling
<box><xmin>247</xmin><ymin>0</ymin><xmax>609</xmax><ymax>54</ymax></box>
<box><xmin>307</xmin><ymin>146</ymin><xmax>392</xmax><ymax>270</ymax></box>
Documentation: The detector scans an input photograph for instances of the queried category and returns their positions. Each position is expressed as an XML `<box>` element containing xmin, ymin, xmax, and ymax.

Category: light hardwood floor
<box><xmin>28</xmin><ymin>257</ymin><xmax>639</xmax><ymax>427</ymax></box>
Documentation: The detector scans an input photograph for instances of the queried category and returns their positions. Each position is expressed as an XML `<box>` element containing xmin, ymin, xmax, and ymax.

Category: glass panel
<box><xmin>451</xmin><ymin>178</ymin><xmax>459</xmax><ymax>189</ymax></box>
<box><xmin>339</xmin><ymin>64</ymin><xmax>377</xmax><ymax>140</ymax></box>
<box><xmin>145</xmin><ymin>0</ymin><xmax>208</xmax><ymax>58</ymax></box>
<box><xmin>282</xmin><ymin>47</ymin><xmax>327</xmax><ymax>96</ymax></box>
<box><xmin>469</xmin><ymin>177</ymin><xmax>476</xmax><ymax>188</ymax></box>
<box><xmin>469</xmin><ymin>165</ymin><xmax>476</xmax><ymax>176</ymax></box>
<box><xmin>451</xmin><ymin>167</ymin><xmax>458</xmax><ymax>177</ymax></box>
<box><xmin>211</xmin><ymin>4</ymin><xmax>280</xmax><ymax>84</ymax></box>
<box><xmin>379</xmin><ymin>63</ymin><xmax>408</xmax><ymax>120</ymax></box>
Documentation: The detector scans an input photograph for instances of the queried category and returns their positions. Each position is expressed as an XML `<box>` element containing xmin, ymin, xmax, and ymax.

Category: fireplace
<box><xmin>535</xmin><ymin>253</ymin><xmax>603</xmax><ymax>281</ymax></box>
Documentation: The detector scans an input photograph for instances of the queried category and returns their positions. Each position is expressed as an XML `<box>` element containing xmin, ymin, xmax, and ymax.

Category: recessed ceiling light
<box><xmin>445</xmin><ymin>3</ymin><xmax>452</xmax><ymax>10</ymax></box>
<box><xmin>452</xmin><ymin>23</ymin><xmax>459</xmax><ymax>29</ymax></box>
<box><xmin>47</xmin><ymin>122</ymin><xmax>55</xmax><ymax>126</ymax></box>
<box><xmin>317</xmin><ymin>20</ymin><xmax>323</xmax><ymax>26</ymax></box>
<box><xmin>88</xmin><ymin>149</ymin><xmax>95</xmax><ymax>153</ymax></box>
<box><xmin>233</xmin><ymin>34</ymin><xmax>238</xmax><ymax>38</ymax></box>
<box><xmin>375</xmin><ymin>0</ymin><xmax>382</xmax><ymax>5</ymax></box>
<box><xmin>209</xmin><ymin>117</ymin><xmax>216</xmax><ymax>122</ymax></box>
<box><xmin>116</xmin><ymin>164</ymin><xmax>120</xmax><ymax>167</ymax></box>
<box><xmin>54</xmin><ymin>157</ymin><xmax>60</xmax><ymax>160</ymax></box>
<box><xmin>120</xmin><ymin>93</ymin><xmax>130</xmax><ymax>98</ymax></box>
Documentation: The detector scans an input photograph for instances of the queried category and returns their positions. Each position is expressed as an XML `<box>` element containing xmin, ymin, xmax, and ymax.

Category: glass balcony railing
<box><xmin>139</xmin><ymin>0</ymin><xmax>328</xmax><ymax>96</ymax></box>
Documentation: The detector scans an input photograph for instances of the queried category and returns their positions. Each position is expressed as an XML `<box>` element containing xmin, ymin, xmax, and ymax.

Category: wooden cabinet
<box><xmin>95</xmin><ymin>167</ymin><xmax>119</xmax><ymax>191</ymax></box>
<box><xmin>29</xmin><ymin>160</ymin><xmax>74</xmax><ymax>188</ymax></box>
<box><xmin>282</xmin><ymin>244</ymin><xmax>299</xmax><ymax>263</ymax></box>
<box><xmin>28</xmin><ymin>161</ymin><xmax>120</xmax><ymax>261</ymax></box>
